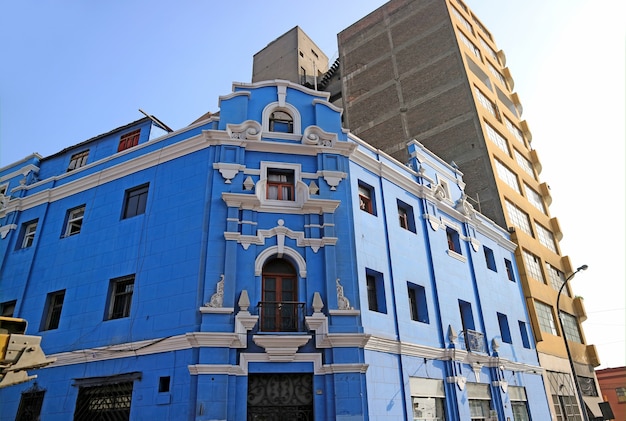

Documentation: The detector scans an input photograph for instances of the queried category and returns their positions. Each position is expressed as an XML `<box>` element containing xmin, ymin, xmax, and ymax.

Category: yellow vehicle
<box><xmin>0</xmin><ymin>316</ymin><xmax>56</xmax><ymax>388</ymax></box>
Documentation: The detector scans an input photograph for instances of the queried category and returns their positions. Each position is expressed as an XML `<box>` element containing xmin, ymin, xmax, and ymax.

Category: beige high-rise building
<box><xmin>251</xmin><ymin>0</ymin><xmax>604</xmax><ymax>418</ymax></box>
<box><xmin>337</xmin><ymin>0</ymin><xmax>603</xmax><ymax>419</ymax></box>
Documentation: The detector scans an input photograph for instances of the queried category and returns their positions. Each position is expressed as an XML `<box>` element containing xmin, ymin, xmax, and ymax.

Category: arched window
<box><xmin>269</xmin><ymin>110</ymin><xmax>294</xmax><ymax>133</ymax></box>
<box><xmin>261</xmin><ymin>258</ymin><xmax>300</xmax><ymax>332</ymax></box>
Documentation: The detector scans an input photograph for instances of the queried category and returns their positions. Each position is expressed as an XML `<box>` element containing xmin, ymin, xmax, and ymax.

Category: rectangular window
<box><xmin>474</xmin><ymin>86</ymin><xmax>496</xmax><ymax>118</ymax></box>
<box><xmin>495</xmin><ymin>160</ymin><xmax>521</xmax><ymax>193</ymax></box>
<box><xmin>483</xmin><ymin>246</ymin><xmax>497</xmax><ymax>271</ymax></box>
<box><xmin>446</xmin><ymin>227</ymin><xmax>462</xmax><ymax>254</ymax></box>
<box><xmin>485</xmin><ymin>123</ymin><xmax>510</xmax><ymax>155</ymax></box>
<box><xmin>467</xmin><ymin>383</ymin><xmax>492</xmax><ymax>421</ymax></box>
<box><xmin>523</xmin><ymin>250</ymin><xmax>545</xmax><ymax>283</ymax></box>
<box><xmin>488</xmin><ymin>62</ymin><xmax>507</xmax><ymax>88</ymax></box>
<box><xmin>397</xmin><ymin>200</ymin><xmax>416</xmax><ymax>233</ymax></box>
<box><xmin>15</xmin><ymin>389</ymin><xmax>45</xmax><ymax>421</ymax></box>
<box><xmin>505</xmin><ymin>118</ymin><xmax>525</xmax><ymax>144</ymax></box>
<box><xmin>577</xmin><ymin>376</ymin><xmax>598</xmax><ymax>397</ymax></box>
<box><xmin>547</xmin><ymin>371</ymin><xmax>582</xmax><ymax>421</ymax></box>
<box><xmin>616</xmin><ymin>387</ymin><xmax>626</xmax><ymax>403</ymax></box>
<box><xmin>506</xmin><ymin>200</ymin><xmax>533</xmax><ymax>236</ymax></box>
<box><xmin>266</xmin><ymin>169</ymin><xmax>295</xmax><ymax>201</ymax></box>
<box><xmin>118</xmin><ymin>129</ymin><xmax>140</xmax><ymax>152</ymax></box>
<box><xmin>524</xmin><ymin>184</ymin><xmax>545</xmax><ymax>213</ymax></box>
<box><xmin>158</xmin><ymin>376</ymin><xmax>170</xmax><ymax>393</ymax></box>
<box><xmin>536</xmin><ymin>223</ymin><xmax>557</xmax><ymax>253</ymax></box>
<box><xmin>64</xmin><ymin>205</ymin><xmax>85</xmax><ymax>237</ymax></box>
<box><xmin>106</xmin><ymin>275</ymin><xmax>135</xmax><ymax>320</ymax></box>
<box><xmin>546</xmin><ymin>264</ymin><xmax>569</xmax><ymax>296</ymax></box>
<box><xmin>19</xmin><ymin>220</ymin><xmax>38</xmax><ymax>249</ymax></box>
<box><xmin>459</xmin><ymin>300</ymin><xmax>475</xmax><ymax>331</ymax></box>
<box><xmin>365</xmin><ymin>269</ymin><xmax>386</xmax><ymax>313</ymax></box>
<box><xmin>1</xmin><ymin>300</ymin><xmax>16</xmax><ymax>317</ymax></box>
<box><xmin>497</xmin><ymin>312</ymin><xmax>512</xmax><ymax>343</ymax></box>
<box><xmin>42</xmin><ymin>290</ymin><xmax>65</xmax><ymax>331</ymax></box>
<box><xmin>451</xmin><ymin>6</ymin><xmax>473</xmax><ymax>34</ymax></box>
<box><xmin>67</xmin><ymin>150</ymin><xmax>89</xmax><ymax>171</ymax></box>
<box><xmin>358</xmin><ymin>181</ymin><xmax>375</xmax><ymax>215</ymax></box>
<box><xmin>560</xmin><ymin>311</ymin><xmax>582</xmax><ymax>343</ymax></box>
<box><xmin>514</xmin><ymin>149</ymin><xmax>535</xmax><ymax>177</ymax></box>
<box><xmin>459</xmin><ymin>30</ymin><xmax>481</xmax><ymax>59</ymax></box>
<box><xmin>518</xmin><ymin>321</ymin><xmax>531</xmax><ymax>349</ymax></box>
<box><xmin>504</xmin><ymin>258</ymin><xmax>515</xmax><ymax>282</ymax></box>
<box><xmin>479</xmin><ymin>37</ymin><xmax>498</xmax><ymax>61</ymax></box>
<box><xmin>74</xmin><ymin>381</ymin><xmax>133</xmax><ymax>420</ymax></box>
<box><xmin>535</xmin><ymin>300</ymin><xmax>557</xmax><ymax>335</ymax></box>
<box><xmin>300</xmin><ymin>66</ymin><xmax>307</xmax><ymax>85</ymax></box>
<box><xmin>407</xmin><ymin>283</ymin><xmax>429</xmax><ymax>323</ymax></box>
<box><xmin>122</xmin><ymin>184</ymin><xmax>149</xmax><ymax>219</ymax></box>
<box><xmin>509</xmin><ymin>386</ymin><xmax>530</xmax><ymax>421</ymax></box>
<box><xmin>410</xmin><ymin>378</ymin><xmax>446</xmax><ymax>420</ymax></box>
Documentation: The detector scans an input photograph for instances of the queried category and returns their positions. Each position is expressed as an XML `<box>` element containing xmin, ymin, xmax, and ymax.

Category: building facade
<box><xmin>596</xmin><ymin>367</ymin><xmax>625</xmax><ymax>421</ymax></box>
<box><xmin>0</xmin><ymin>80</ymin><xmax>550</xmax><ymax>419</ymax></box>
<box><xmin>338</xmin><ymin>0</ymin><xmax>604</xmax><ymax>418</ymax></box>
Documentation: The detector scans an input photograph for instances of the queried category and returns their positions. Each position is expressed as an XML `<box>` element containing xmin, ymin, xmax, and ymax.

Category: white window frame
<box><xmin>495</xmin><ymin>160</ymin><xmax>521</xmax><ymax>193</ymax></box>
<box><xmin>259</xmin><ymin>162</ymin><xmax>302</xmax><ymax>208</ymax></box>
<box><xmin>64</xmin><ymin>206</ymin><xmax>85</xmax><ymax>237</ymax></box>
<box><xmin>22</xmin><ymin>221</ymin><xmax>38</xmax><ymax>248</ymax></box>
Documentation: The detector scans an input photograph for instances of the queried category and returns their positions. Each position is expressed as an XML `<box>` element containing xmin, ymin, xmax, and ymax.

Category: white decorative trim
<box><xmin>213</xmin><ymin>163</ymin><xmax>245</xmax><ymax>184</ymax></box>
<box><xmin>446</xmin><ymin>249</ymin><xmax>467</xmax><ymax>262</ymax></box>
<box><xmin>226</xmin><ymin>120</ymin><xmax>262</xmax><ymax>141</ymax></box>
<box><xmin>0</xmin><ymin>224</ymin><xmax>17</xmax><ymax>239</ymax></box>
<box><xmin>226</xmin><ymin>219</ymin><xmax>337</xmax><ymax>254</ymax></box>
<box><xmin>448</xmin><ymin>375</ymin><xmax>467</xmax><ymax>390</ymax></box>
<box><xmin>206</xmin><ymin>274</ymin><xmax>225</xmax><ymax>307</ymax></box>
<box><xmin>252</xmin><ymin>335</ymin><xmax>312</xmax><ymax>361</ymax></box>
<box><xmin>335</xmin><ymin>278</ymin><xmax>353</xmax><ymax>310</ymax></box>
<box><xmin>321</xmin><ymin>170</ymin><xmax>347</xmax><ymax>191</ymax></box>
<box><xmin>328</xmin><ymin>309</ymin><xmax>361</xmax><ymax>316</ymax></box>
<box><xmin>199</xmin><ymin>307</ymin><xmax>234</xmax><ymax>314</ymax></box>
<box><xmin>261</xmin><ymin>101</ymin><xmax>302</xmax><ymax>134</ymax></box>
<box><xmin>222</xmin><ymin>192</ymin><xmax>340</xmax><ymax>215</ymax></box>
<box><xmin>305</xmin><ymin>312</ymin><xmax>370</xmax><ymax>349</ymax></box>
<box><xmin>302</xmin><ymin>125</ymin><xmax>337</xmax><ymax>147</ymax></box>
<box><xmin>254</xmin><ymin>245</ymin><xmax>307</xmax><ymax>277</ymax></box>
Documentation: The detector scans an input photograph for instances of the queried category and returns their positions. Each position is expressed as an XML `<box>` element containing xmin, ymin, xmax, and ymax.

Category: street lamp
<box><xmin>556</xmin><ymin>264</ymin><xmax>589</xmax><ymax>421</ymax></box>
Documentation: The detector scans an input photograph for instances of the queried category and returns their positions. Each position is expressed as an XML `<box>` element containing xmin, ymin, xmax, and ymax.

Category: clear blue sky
<box><xmin>1</xmin><ymin>1</ymin><xmax>624</xmax><ymax>368</ymax></box>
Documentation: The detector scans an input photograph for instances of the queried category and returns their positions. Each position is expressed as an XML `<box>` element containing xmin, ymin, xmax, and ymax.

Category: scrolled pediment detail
<box><xmin>302</xmin><ymin>126</ymin><xmax>337</xmax><ymax>147</ymax></box>
<box><xmin>227</xmin><ymin>120</ymin><xmax>262</xmax><ymax>141</ymax></box>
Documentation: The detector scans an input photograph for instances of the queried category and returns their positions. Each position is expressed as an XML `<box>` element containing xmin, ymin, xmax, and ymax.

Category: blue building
<box><xmin>0</xmin><ymin>80</ymin><xmax>550</xmax><ymax>420</ymax></box>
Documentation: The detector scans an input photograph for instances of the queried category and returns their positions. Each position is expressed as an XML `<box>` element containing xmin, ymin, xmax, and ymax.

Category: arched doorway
<box><xmin>260</xmin><ymin>258</ymin><xmax>301</xmax><ymax>332</ymax></box>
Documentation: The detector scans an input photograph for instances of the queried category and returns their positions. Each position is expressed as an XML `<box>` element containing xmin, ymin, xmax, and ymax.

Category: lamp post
<box><xmin>556</xmin><ymin>264</ymin><xmax>588</xmax><ymax>421</ymax></box>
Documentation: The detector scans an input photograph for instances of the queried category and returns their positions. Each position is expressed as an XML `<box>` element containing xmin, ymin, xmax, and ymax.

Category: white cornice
<box><xmin>2</xmin><ymin>133</ymin><xmax>207</xmax><ymax>215</ymax></box>
<box><xmin>222</xmin><ymin>192</ymin><xmax>340</xmax><ymax>215</ymax></box>
<box><xmin>363</xmin><ymin>335</ymin><xmax>541</xmax><ymax>373</ymax></box>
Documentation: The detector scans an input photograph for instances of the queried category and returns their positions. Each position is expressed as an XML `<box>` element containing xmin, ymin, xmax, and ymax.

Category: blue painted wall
<box><xmin>0</xmin><ymin>80</ymin><xmax>550</xmax><ymax>420</ymax></box>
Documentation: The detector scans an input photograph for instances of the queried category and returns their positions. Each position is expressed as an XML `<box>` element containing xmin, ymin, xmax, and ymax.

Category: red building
<box><xmin>596</xmin><ymin>367</ymin><xmax>626</xmax><ymax>420</ymax></box>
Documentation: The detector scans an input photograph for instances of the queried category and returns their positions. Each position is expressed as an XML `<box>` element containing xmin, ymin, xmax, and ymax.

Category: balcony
<box><xmin>461</xmin><ymin>329</ymin><xmax>486</xmax><ymax>353</ymax></box>
<box><xmin>257</xmin><ymin>301</ymin><xmax>306</xmax><ymax>333</ymax></box>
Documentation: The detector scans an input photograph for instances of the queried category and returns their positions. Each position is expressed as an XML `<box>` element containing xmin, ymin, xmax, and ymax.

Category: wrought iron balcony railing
<box><xmin>257</xmin><ymin>301</ymin><xmax>306</xmax><ymax>333</ymax></box>
<box><xmin>461</xmin><ymin>329</ymin><xmax>486</xmax><ymax>353</ymax></box>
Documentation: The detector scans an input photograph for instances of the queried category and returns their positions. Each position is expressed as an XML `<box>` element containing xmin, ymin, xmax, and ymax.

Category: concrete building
<box><xmin>253</xmin><ymin>26</ymin><xmax>329</xmax><ymax>91</ymax></box>
<box><xmin>336</xmin><ymin>1</ymin><xmax>604</xmax><ymax>418</ymax></box>
<box><xmin>0</xmin><ymin>80</ymin><xmax>550</xmax><ymax>419</ymax></box>
<box><xmin>249</xmin><ymin>0</ymin><xmax>605</xmax><ymax>418</ymax></box>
